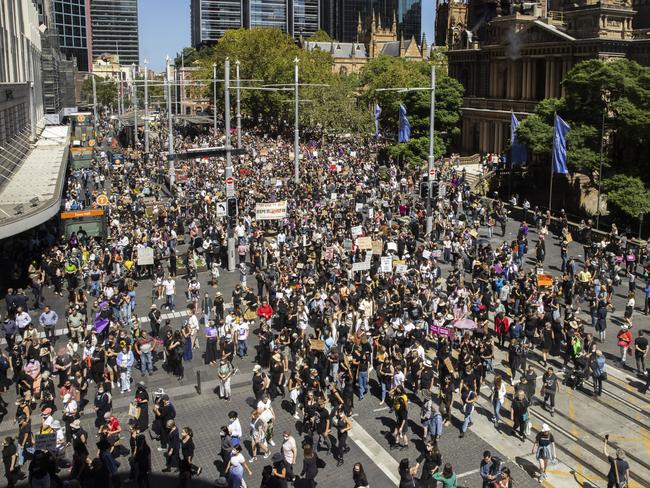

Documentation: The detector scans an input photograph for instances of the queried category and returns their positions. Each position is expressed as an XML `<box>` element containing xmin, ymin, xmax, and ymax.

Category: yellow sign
<box><xmin>88</xmin><ymin>139</ymin><xmax>96</xmax><ymax>147</ymax></box>
<box><xmin>96</xmin><ymin>194</ymin><xmax>109</xmax><ymax>206</ymax></box>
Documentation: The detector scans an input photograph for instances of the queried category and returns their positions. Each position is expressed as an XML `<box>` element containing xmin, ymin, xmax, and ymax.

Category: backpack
<box><xmin>394</xmin><ymin>394</ymin><xmax>408</xmax><ymax>411</ymax></box>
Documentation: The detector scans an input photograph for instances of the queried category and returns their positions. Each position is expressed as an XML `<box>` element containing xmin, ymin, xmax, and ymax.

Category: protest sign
<box><xmin>255</xmin><ymin>201</ymin><xmax>287</xmax><ymax>220</ymax></box>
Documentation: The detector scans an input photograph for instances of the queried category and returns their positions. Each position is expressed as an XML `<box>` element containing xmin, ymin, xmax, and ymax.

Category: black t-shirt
<box><xmin>607</xmin><ymin>456</ymin><xmax>630</xmax><ymax>483</ymax></box>
<box><xmin>181</xmin><ymin>438</ymin><xmax>195</xmax><ymax>459</ymax></box>
<box><xmin>535</xmin><ymin>432</ymin><xmax>555</xmax><ymax>447</ymax></box>
<box><xmin>2</xmin><ymin>443</ymin><xmax>16</xmax><ymax>471</ymax></box>
<box><xmin>635</xmin><ymin>337</ymin><xmax>648</xmax><ymax>354</ymax></box>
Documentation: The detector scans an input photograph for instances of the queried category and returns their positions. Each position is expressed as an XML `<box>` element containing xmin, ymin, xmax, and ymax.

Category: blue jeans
<box><xmin>493</xmin><ymin>399</ymin><xmax>502</xmax><ymax>424</ymax></box>
<box><xmin>140</xmin><ymin>351</ymin><xmax>153</xmax><ymax>374</ymax></box>
<box><xmin>358</xmin><ymin>371</ymin><xmax>368</xmax><ymax>399</ymax></box>
<box><xmin>461</xmin><ymin>407</ymin><xmax>474</xmax><ymax>433</ymax></box>
<box><xmin>238</xmin><ymin>339</ymin><xmax>247</xmax><ymax>357</ymax></box>
<box><xmin>90</xmin><ymin>281</ymin><xmax>101</xmax><ymax>296</ymax></box>
<box><xmin>381</xmin><ymin>380</ymin><xmax>390</xmax><ymax>402</ymax></box>
<box><xmin>165</xmin><ymin>294</ymin><xmax>175</xmax><ymax>310</ymax></box>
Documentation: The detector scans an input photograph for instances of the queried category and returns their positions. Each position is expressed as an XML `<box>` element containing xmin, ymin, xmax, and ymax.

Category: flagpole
<box><xmin>508</xmin><ymin>109</ymin><xmax>513</xmax><ymax>201</ymax></box>
<box><xmin>549</xmin><ymin>113</ymin><xmax>556</xmax><ymax>212</ymax></box>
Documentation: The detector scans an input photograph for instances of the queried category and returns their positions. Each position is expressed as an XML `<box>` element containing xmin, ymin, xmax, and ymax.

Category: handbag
<box><xmin>601</xmin><ymin>371</ymin><xmax>608</xmax><ymax>380</ymax></box>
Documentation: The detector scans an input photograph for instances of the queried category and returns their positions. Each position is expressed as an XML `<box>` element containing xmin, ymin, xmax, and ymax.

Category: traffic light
<box><xmin>227</xmin><ymin>197</ymin><xmax>237</xmax><ymax>218</ymax></box>
<box><xmin>419</xmin><ymin>180</ymin><xmax>430</xmax><ymax>200</ymax></box>
<box><xmin>430</xmin><ymin>180</ymin><xmax>439</xmax><ymax>201</ymax></box>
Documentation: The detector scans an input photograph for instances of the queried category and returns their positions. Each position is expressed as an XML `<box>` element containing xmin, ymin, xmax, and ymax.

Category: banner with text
<box><xmin>255</xmin><ymin>201</ymin><xmax>288</xmax><ymax>220</ymax></box>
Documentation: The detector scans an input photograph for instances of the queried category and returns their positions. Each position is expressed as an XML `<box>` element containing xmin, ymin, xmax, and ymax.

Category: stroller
<box><xmin>565</xmin><ymin>358</ymin><xmax>589</xmax><ymax>390</ymax></box>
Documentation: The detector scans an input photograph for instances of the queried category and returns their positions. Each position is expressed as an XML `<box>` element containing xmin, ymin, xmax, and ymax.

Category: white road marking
<box><xmin>349</xmin><ymin>420</ymin><xmax>400</xmax><ymax>486</ymax></box>
<box><xmin>457</xmin><ymin>467</ymin><xmax>480</xmax><ymax>479</ymax></box>
<box><xmin>373</xmin><ymin>407</ymin><xmax>389</xmax><ymax>412</ymax></box>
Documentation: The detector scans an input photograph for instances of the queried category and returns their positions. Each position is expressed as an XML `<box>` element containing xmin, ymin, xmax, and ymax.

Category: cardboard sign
<box><xmin>330</xmin><ymin>193</ymin><xmax>337</xmax><ymax>201</ymax></box>
<box><xmin>537</xmin><ymin>274</ymin><xmax>553</xmax><ymax>288</ymax></box>
<box><xmin>422</xmin><ymin>250</ymin><xmax>431</xmax><ymax>260</ymax></box>
<box><xmin>380</xmin><ymin>256</ymin><xmax>393</xmax><ymax>273</ymax></box>
<box><xmin>352</xmin><ymin>260</ymin><xmax>371</xmax><ymax>272</ymax></box>
<box><xmin>355</xmin><ymin>203</ymin><xmax>363</xmax><ymax>212</ymax></box>
<box><xmin>343</xmin><ymin>239</ymin><xmax>353</xmax><ymax>251</ymax></box>
<box><xmin>372</xmin><ymin>240</ymin><xmax>383</xmax><ymax>255</ymax></box>
<box><xmin>255</xmin><ymin>201</ymin><xmax>288</xmax><ymax>220</ymax></box>
<box><xmin>387</xmin><ymin>242</ymin><xmax>398</xmax><ymax>252</ymax></box>
<box><xmin>351</xmin><ymin>226</ymin><xmax>363</xmax><ymax>238</ymax></box>
<box><xmin>431</xmin><ymin>250</ymin><xmax>442</xmax><ymax>259</ymax></box>
<box><xmin>137</xmin><ymin>246</ymin><xmax>155</xmax><ymax>266</ymax></box>
<box><xmin>356</xmin><ymin>236</ymin><xmax>372</xmax><ymax>250</ymax></box>
<box><xmin>34</xmin><ymin>433</ymin><xmax>57</xmax><ymax>452</ymax></box>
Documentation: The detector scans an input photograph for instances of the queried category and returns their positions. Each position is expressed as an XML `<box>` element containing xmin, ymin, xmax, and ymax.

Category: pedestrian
<box><xmin>353</xmin><ymin>462</ymin><xmax>370</xmax><ymax>488</ymax></box>
<box><xmin>281</xmin><ymin>430</ymin><xmax>297</xmax><ymax>481</ymax></box>
<box><xmin>458</xmin><ymin>383</ymin><xmax>477</xmax><ymax>439</ymax></box>
<box><xmin>616</xmin><ymin>324</ymin><xmax>633</xmax><ymax>366</ymax></box>
<box><xmin>432</xmin><ymin>462</ymin><xmax>457</xmax><ymax>488</ymax></box>
<box><xmin>603</xmin><ymin>435</ymin><xmax>630</xmax><ymax>488</ymax></box>
<box><xmin>180</xmin><ymin>427</ymin><xmax>201</xmax><ymax>477</ymax></box>
<box><xmin>591</xmin><ymin>350</ymin><xmax>606</xmax><ymax>396</ymax></box>
<box><xmin>218</xmin><ymin>357</ymin><xmax>235</xmax><ymax>401</ymax></box>
<box><xmin>219</xmin><ymin>426</ymin><xmax>232</xmax><ymax>472</ymax></box>
<box><xmin>392</xmin><ymin>386</ymin><xmax>410</xmax><ymax>448</ymax></box>
<box><xmin>300</xmin><ymin>444</ymin><xmax>319</xmax><ymax>488</ymax></box>
<box><xmin>541</xmin><ymin>367</ymin><xmax>559</xmax><ymax>416</ymax></box>
<box><xmin>162</xmin><ymin>419</ymin><xmax>180</xmax><ymax>473</ymax></box>
<box><xmin>491</xmin><ymin>375</ymin><xmax>506</xmax><ymax>429</ymax></box>
<box><xmin>38</xmin><ymin>306</ymin><xmax>58</xmax><ymax>342</ymax></box>
<box><xmin>634</xmin><ymin>330</ymin><xmax>648</xmax><ymax>375</ymax></box>
<box><xmin>398</xmin><ymin>458</ymin><xmax>420</xmax><ymax>488</ymax></box>
<box><xmin>335</xmin><ymin>408</ymin><xmax>352</xmax><ymax>466</ymax></box>
<box><xmin>132</xmin><ymin>433</ymin><xmax>152</xmax><ymax>488</ymax></box>
<box><xmin>226</xmin><ymin>445</ymin><xmax>253</xmax><ymax>488</ymax></box>
<box><xmin>531</xmin><ymin>423</ymin><xmax>556</xmax><ymax>481</ymax></box>
<box><xmin>2</xmin><ymin>436</ymin><xmax>19</xmax><ymax>487</ymax></box>
<box><xmin>417</xmin><ymin>441</ymin><xmax>442</xmax><ymax>488</ymax></box>
<box><xmin>510</xmin><ymin>389</ymin><xmax>530</xmax><ymax>439</ymax></box>
<box><xmin>271</xmin><ymin>451</ymin><xmax>289</xmax><ymax>488</ymax></box>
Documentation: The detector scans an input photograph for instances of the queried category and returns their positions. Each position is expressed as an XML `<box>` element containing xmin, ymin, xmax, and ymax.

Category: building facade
<box><xmin>288</xmin><ymin>0</ymin><xmax>320</xmax><ymax>37</ymax></box>
<box><xmin>320</xmin><ymin>0</ymin><xmax>423</xmax><ymax>43</ymax></box>
<box><xmin>441</xmin><ymin>0</ymin><xmax>650</xmax><ymax>155</ymax></box>
<box><xmin>191</xmin><ymin>0</ymin><xmax>243</xmax><ymax>46</ymax></box>
<box><xmin>304</xmin><ymin>11</ymin><xmax>429</xmax><ymax>74</ymax></box>
<box><xmin>50</xmin><ymin>0</ymin><xmax>92</xmax><ymax>71</ymax></box>
<box><xmin>0</xmin><ymin>0</ymin><xmax>44</xmax><ymax>144</ymax></box>
<box><xmin>90</xmin><ymin>0</ymin><xmax>139</xmax><ymax>66</ymax></box>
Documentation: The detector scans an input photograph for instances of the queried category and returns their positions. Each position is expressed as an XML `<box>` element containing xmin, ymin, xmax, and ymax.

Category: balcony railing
<box><xmin>463</xmin><ymin>97</ymin><xmax>538</xmax><ymax>113</ymax></box>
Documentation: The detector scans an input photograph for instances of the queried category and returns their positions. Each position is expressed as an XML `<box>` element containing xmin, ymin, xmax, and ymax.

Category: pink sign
<box><xmin>430</xmin><ymin>324</ymin><xmax>452</xmax><ymax>337</ymax></box>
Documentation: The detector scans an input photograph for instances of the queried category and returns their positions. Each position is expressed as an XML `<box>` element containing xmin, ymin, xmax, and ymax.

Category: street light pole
<box><xmin>293</xmin><ymin>57</ymin><xmax>300</xmax><ymax>184</ymax></box>
<box><xmin>224</xmin><ymin>58</ymin><xmax>236</xmax><ymax>272</ymax></box>
<box><xmin>132</xmin><ymin>64</ymin><xmax>139</xmax><ymax>147</ymax></box>
<box><xmin>236</xmin><ymin>60</ymin><xmax>242</xmax><ymax>150</ymax></box>
<box><xmin>144</xmin><ymin>59</ymin><xmax>149</xmax><ymax>154</ymax></box>
<box><xmin>91</xmin><ymin>74</ymin><xmax>98</xmax><ymax>131</ymax></box>
<box><xmin>165</xmin><ymin>58</ymin><xmax>175</xmax><ymax>186</ymax></box>
<box><xmin>213</xmin><ymin>63</ymin><xmax>217</xmax><ymax>133</ymax></box>
<box><xmin>596</xmin><ymin>108</ymin><xmax>605</xmax><ymax>230</ymax></box>
<box><xmin>426</xmin><ymin>64</ymin><xmax>436</xmax><ymax>236</ymax></box>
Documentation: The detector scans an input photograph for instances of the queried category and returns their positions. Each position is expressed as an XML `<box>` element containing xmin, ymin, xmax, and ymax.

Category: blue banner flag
<box><xmin>398</xmin><ymin>104</ymin><xmax>411</xmax><ymax>143</ymax></box>
<box><xmin>374</xmin><ymin>103</ymin><xmax>381</xmax><ymax>139</ymax></box>
<box><xmin>552</xmin><ymin>113</ymin><xmax>570</xmax><ymax>174</ymax></box>
<box><xmin>510</xmin><ymin>112</ymin><xmax>527</xmax><ymax>166</ymax></box>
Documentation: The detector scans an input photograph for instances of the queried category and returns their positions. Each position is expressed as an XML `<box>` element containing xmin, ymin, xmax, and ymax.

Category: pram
<box><xmin>565</xmin><ymin>357</ymin><xmax>589</xmax><ymax>390</ymax></box>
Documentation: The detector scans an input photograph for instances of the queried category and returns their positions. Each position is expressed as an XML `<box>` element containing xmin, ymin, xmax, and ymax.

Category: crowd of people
<box><xmin>0</xmin><ymin>110</ymin><xmax>648</xmax><ymax>488</ymax></box>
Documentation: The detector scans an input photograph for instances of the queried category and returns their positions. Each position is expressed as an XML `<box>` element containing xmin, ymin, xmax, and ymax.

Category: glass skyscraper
<box><xmin>51</xmin><ymin>0</ymin><xmax>92</xmax><ymax>71</ymax></box>
<box><xmin>191</xmin><ymin>0</ymin><xmax>243</xmax><ymax>47</ymax></box>
<box><xmin>247</xmin><ymin>0</ymin><xmax>288</xmax><ymax>31</ymax></box>
<box><xmin>90</xmin><ymin>0</ymin><xmax>139</xmax><ymax>66</ymax></box>
<box><xmin>289</xmin><ymin>0</ymin><xmax>320</xmax><ymax>38</ymax></box>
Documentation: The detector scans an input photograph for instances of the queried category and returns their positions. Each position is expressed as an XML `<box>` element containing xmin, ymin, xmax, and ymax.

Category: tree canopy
<box><xmin>81</xmin><ymin>77</ymin><xmax>117</xmax><ymax>110</ymax></box>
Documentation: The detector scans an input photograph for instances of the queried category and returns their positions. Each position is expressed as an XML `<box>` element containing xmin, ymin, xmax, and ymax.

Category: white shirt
<box><xmin>188</xmin><ymin>314</ymin><xmax>200</xmax><ymax>332</ymax></box>
<box><xmin>228</xmin><ymin>418</ymin><xmax>242</xmax><ymax>438</ymax></box>
<box><xmin>15</xmin><ymin>311</ymin><xmax>31</xmax><ymax>329</ymax></box>
<box><xmin>236</xmin><ymin>321</ymin><xmax>249</xmax><ymax>340</ymax></box>
<box><xmin>163</xmin><ymin>279</ymin><xmax>175</xmax><ymax>296</ymax></box>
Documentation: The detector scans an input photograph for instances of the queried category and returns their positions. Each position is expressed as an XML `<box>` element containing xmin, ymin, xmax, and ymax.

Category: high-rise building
<box><xmin>90</xmin><ymin>0</ymin><xmax>139</xmax><ymax>66</ymax></box>
<box><xmin>49</xmin><ymin>0</ymin><xmax>92</xmax><ymax>71</ymax></box>
<box><xmin>245</xmin><ymin>0</ymin><xmax>288</xmax><ymax>31</ymax></box>
<box><xmin>320</xmin><ymin>1</ymin><xmax>422</xmax><ymax>43</ymax></box>
<box><xmin>191</xmin><ymin>0</ymin><xmax>242</xmax><ymax>47</ymax></box>
<box><xmin>288</xmin><ymin>0</ymin><xmax>320</xmax><ymax>38</ymax></box>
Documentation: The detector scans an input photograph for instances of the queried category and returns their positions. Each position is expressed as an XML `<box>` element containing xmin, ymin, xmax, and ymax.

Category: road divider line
<box><xmin>349</xmin><ymin>420</ymin><xmax>399</xmax><ymax>486</ymax></box>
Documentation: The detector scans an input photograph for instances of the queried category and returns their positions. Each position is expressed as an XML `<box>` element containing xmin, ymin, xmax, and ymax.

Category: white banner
<box><xmin>380</xmin><ymin>256</ymin><xmax>393</xmax><ymax>273</ymax></box>
<box><xmin>137</xmin><ymin>246</ymin><xmax>154</xmax><ymax>266</ymax></box>
<box><xmin>255</xmin><ymin>201</ymin><xmax>288</xmax><ymax>220</ymax></box>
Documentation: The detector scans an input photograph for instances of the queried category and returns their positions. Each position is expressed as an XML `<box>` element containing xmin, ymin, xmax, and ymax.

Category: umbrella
<box><xmin>454</xmin><ymin>318</ymin><xmax>477</xmax><ymax>330</ymax></box>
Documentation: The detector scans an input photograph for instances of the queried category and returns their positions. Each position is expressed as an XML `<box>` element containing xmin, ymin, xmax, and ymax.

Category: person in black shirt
<box><xmin>2</xmin><ymin>436</ymin><xmax>18</xmax><ymax>487</ymax></box>
<box><xmin>603</xmin><ymin>436</ymin><xmax>630</xmax><ymax>488</ymax></box>
<box><xmin>133</xmin><ymin>434</ymin><xmax>152</xmax><ymax>488</ymax></box>
<box><xmin>162</xmin><ymin>420</ymin><xmax>180</xmax><ymax>472</ymax></box>
<box><xmin>417</xmin><ymin>441</ymin><xmax>442</xmax><ymax>488</ymax></box>
<box><xmin>180</xmin><ymin>427</ymin><xmax>201</xmax><ymax>476</ymax></box>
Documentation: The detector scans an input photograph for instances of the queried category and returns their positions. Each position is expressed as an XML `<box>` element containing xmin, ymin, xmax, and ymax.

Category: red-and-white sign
<box><xmin>225</xmin><ymin>176</ymin><xmax>235</xmax><ymax>197</ymax></box>
<box><xmin>429</xmin><ymin>168</ymin><xmax>436</xmax><ymax>177</ymax></box>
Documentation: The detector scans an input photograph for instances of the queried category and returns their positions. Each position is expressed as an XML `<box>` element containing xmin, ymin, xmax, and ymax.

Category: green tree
<box><xmin>359</xmin><ymin>56</ymin><xmax>463</xmax><ymax>158</ymax></box>
<box><xmin>603</xmin><ymin>175</ymin><xmax>650</xmax><ymax>219</ymax></box>
<box><xmin>81</xmin><ymin>77</ymin><xmax>118</xmax><ymax>109</ymax></box>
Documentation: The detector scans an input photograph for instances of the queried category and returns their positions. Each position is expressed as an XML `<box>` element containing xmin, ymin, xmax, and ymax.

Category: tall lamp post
<box><xmin>143</xmin><ymin>59</ymin><xmax>149</xmax><ymax>154</ymax></box>
<box><xmin>596</xmin><ymin>96</ymin><xmax>608</xmax><ymax>230</ymax></box>
<box><xmin>165</xmin><ymin>56</ymin><xmax>175</xmax><ymax>186</ymax></box>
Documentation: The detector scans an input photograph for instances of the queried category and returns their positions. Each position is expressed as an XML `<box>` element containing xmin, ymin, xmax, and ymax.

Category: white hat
<box><xmin>253</xmin><ymin>365</ymin><xmax>262</xmax><ymax>372</ymax></box>
<box><xmin>541</xmin><ymin>423</ymin><xmax>550</xmax><ymax>433</ymax></box>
